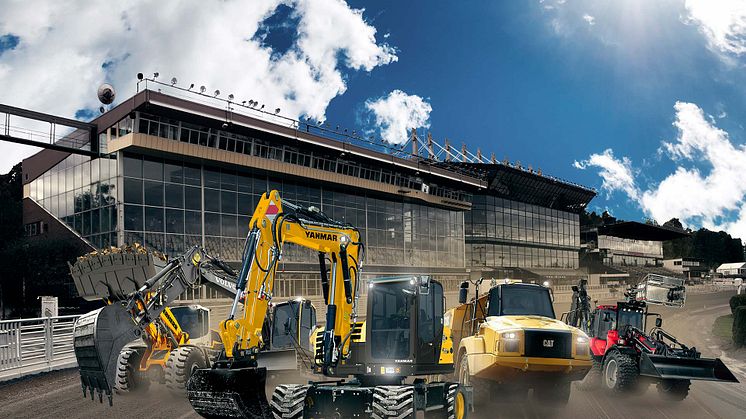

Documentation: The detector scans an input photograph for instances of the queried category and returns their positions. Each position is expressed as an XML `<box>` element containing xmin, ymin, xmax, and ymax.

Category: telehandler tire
<box><xmin>657</xmin><ymin>379</ymin><xmax>690</xmax><ymax>401</ymax></box>
<box><xmin>165</xmin><ymin>346</ymin><xmax>207</xmax><ymax>394</ymax></box>
<box><xmin>602</xmin><ymin>350</ymin><xmax>639</xmax><ymax>393</ymax></box>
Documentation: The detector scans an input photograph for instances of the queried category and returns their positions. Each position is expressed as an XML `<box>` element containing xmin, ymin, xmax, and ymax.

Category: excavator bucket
<box><xmin>639</xmin><ymin>352</ymin><xmax>739</xmax><ymax>382</ymax></box>
<box><xmin>187</xmin><ymin>367</ymin><xmax>272</xmax><ymax>419</ymax></box>
<box><xmin>73</xmin><ymin>303</ymin><xmax>142</xmax><ymax>404</ymax></box>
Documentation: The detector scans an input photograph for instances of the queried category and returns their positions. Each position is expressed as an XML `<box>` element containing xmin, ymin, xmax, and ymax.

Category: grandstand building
<box><xmin>19</xmin><ymin>82</ymin><xmax>596</xmax><ymax>299</ymax></box>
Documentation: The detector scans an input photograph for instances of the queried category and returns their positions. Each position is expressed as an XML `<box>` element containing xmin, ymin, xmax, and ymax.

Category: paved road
<box><xmin>1</xmin><ymin>292</ymin><xmax>744</xmax><ymax>419</ymax></box>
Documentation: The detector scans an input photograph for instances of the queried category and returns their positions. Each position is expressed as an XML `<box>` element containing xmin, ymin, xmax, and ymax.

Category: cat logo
<box><xmin>542</xmin><ymin>339</ymin><xmax>554</xmax><ymax>348</ymax></box>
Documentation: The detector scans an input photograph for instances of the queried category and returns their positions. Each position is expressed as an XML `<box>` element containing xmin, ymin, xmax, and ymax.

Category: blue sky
<box><xmin>2</xmin><ymin>0</ymin><xmax>746</xmax><ymax>237</ymax></box>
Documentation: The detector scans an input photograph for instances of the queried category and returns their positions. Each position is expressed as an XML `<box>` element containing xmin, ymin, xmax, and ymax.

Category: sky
<box><xmin>2</xmin><ymin>1</ymin><xmax>746</xmax><ymax>238</ymax></box>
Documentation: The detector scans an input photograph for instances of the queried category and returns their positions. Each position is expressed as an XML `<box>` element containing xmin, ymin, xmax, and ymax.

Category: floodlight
<box><xmin>171</xmin><ymin>77</ymin><xmax>177</xmax><ymax>85</ymax></box>
<box><xmin>200</xmin><ymin>86</ymin><xmax>206</xmax><ymax>93</ymax></box>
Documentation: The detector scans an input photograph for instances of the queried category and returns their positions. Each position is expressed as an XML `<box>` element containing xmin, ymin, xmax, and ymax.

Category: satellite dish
<box><xmin>97</xmin><ymin>83</ymin><xmax>116</xmax><ymax>105</ymax></box>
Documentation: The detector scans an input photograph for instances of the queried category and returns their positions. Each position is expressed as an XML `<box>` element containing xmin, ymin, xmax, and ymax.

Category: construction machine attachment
<box><xmin>639</xmin><ymin>352</ymin><xmax>739</xmax><ymax>382</ymax></box>
<box><xmin>187</xmin><ymin>366</ymin><xmax>271</xmax><ymax>419</ymax></box>
<box><xmin>73</xmin><ymin>303</ymin><xmax>142</xmax><ymax>405</ymax></box>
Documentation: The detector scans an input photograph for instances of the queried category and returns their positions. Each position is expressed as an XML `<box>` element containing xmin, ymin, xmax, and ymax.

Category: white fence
<box><xmin>0</xmin><ymin>315</ymin><xmax>80</xmax><ymax>382</ymax></box>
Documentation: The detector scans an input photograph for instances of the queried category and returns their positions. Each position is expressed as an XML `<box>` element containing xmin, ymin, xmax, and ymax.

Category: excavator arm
<box><xmin>188</xmin><ymin>190</ymin><xmax>363</xmax><ymax>418</ymax></box>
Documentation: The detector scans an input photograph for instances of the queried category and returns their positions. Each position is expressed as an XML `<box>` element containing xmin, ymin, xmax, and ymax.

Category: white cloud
<box><xmin>683</xmin><ymin>0</ymin><xmax>746</xmax><ymax>56</ymax></box>
<box><xmin>0</xmin><ymin>0</ymin><xmax>397</xmax><ymax>173</ymax></box>
<box><xmin>364</xmin><ymin>90</ymin><xmax>432</xmax><ymax>145</ymax></box>
<box><xmin>574</xmin><ymin>149</ymin><xmax>638</xmax><ymax>200</ymax></box>
<box><xmin>576</xmin><ymin>101</ymin><xmax>746</xmax><ymax>239</ymax></box>
<box><xmin>582</xmin><ymin>14</ymin><xmax>596</xmax><ymax>26</ymax></box>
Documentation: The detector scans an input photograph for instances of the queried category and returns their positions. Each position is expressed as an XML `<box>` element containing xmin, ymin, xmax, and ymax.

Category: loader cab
<box><xmin>269</xmin><ymin>299</ymin><xmax>316</xmax><ymax>351</ymax></box>
<box><xmin>170</xmin><ymin>305</ymin><xmax>210</xmax><ymax>340</ymax></box>
<box><xmin>365</xmin><ymin>276</ymin><xmax>448</xmax><ymax>375</ymax></box>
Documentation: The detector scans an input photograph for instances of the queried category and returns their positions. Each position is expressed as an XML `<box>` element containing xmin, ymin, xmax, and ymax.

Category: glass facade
<box><xmin>119</xmin><ymin>153</ymin><xmax>464</xmax><ymax>268</ymax></box>
<box><xmin>598</xmin><ymin>235</ymin><xmax>663</xmax><ymax>266</ymax></box>
<box><xmin>465</xmin><ymin>194</ymin><xmax>580</xmax><ymax>270</ymax></box>
<box><xmin>27</xmin><ymin>154</ymin><xmax>119</xmax><ymax>249</ymax></box>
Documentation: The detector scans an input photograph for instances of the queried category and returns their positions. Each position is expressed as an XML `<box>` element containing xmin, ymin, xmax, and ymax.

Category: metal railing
<box><xmin>0</xmin><ymin>315</ymin><xmax>80</xmax><ymax>382</ymax></box>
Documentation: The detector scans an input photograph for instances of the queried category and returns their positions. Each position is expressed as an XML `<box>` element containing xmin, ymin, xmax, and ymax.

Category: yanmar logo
<box><xmin>542</xmin><ymin>339</ymin><xmax>554</xmax><ymax>348</ymax></box>
<box><xmin>305</xmin><ymin>231</ymin><xmax>338</xmax><ymax>241</ymax></box>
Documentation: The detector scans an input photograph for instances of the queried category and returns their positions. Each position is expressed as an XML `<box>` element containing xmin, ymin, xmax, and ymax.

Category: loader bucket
<box><xmin>187</xmin><ymin>367</ymin><xmax>271</xmax><ymax>419</ymax></box>
<box><xmin>73</xmin><ymin>304</ymin><xmax>142</xmax><ymax>404</ymax></box>
<box><xmin>639</xmin><ymin>353</ymin><xmax>739</xmax><ymax>382</ymax></box>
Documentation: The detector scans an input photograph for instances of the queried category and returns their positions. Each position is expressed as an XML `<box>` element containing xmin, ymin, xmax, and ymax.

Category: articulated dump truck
<box><xmin>446</xmin><ymin>279</ymin><xmax>592</xmax><ymax>406</ymax></box>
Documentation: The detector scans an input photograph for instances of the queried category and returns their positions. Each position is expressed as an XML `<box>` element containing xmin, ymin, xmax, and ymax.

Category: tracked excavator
<box><xmin>187</xmin><ymin>190</ymin><xmax>471</xmax><ymax>419</ymax></box>
<box><xmin>71</xmin><ymin>244</ymin><xmax>315</xmax><ymax>405</ymax></box>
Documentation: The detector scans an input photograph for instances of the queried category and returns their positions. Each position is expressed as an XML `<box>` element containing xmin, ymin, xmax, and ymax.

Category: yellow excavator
<box><xmin>71</xmin><ymin>244</ymin><xmax>316</xmax><ymax>404</ymax></box>
<box><xmin>187</xmin><ymin>190</ymin><xmax>471</xmax><ymax>418</ymax></box>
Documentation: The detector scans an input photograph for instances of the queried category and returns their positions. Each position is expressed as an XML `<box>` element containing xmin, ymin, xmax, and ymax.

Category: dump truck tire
<box><xmin>533</xmin><ymin>380</ymin><xmax>571</xmax><ymax>406</ymax></box>
<box><xmin>270</xmin><ymin>384</ymin><xmax>309</xmax><ymax>419</ymax></box>
<box><xmin>657</xmin><ymin>379</ymin><xmax>690</xmax><ymax>401</ymax></box>
<box><xmin>371</xmin><ymin>385</ymin><xmax>415</xmax><ymax>419</ymax></box>
<box><xmin>458</xmin><ymin>352</ymin><xmax>490</xmax><ymax>406</ymax></box>
<box><xmin>576</xmin><ymin>358</ymin><xmax>602</xmax><ymax>391</ymax></box>
<box><xmin>114</xmin><ymin>347</ymin><xmax>148</xmax><ymax>393</ymax></box>
<box><xmin>165</xmin><ymin>346</ymin><xmax>207</xmax><ymax>394</ymax></box>
<box><xmin>603</xmin><ymin>350</ymin><xmax>639</xmax><ymax>393</ymax></box>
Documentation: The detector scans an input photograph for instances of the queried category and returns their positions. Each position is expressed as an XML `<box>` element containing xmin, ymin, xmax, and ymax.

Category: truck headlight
<box><xmin>501</xmin><ymin>332</ymin><xmax>520</xmax><ymax>353</ymax></box>
<box><xmin>575</xmin><ymin>336</ymin><xmax>589</xmax><ymax>356</ymax></box>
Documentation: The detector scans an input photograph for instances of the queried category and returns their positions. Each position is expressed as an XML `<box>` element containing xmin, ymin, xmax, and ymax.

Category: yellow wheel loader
<box><xmin>186</xmin><ymin>190</ymin><xmax>472</xmax><ymax>419</ymax></box>
<box><xmin>70</xmin><ymin>245</ymin><xmax>315</xmax><ymax>405</ymax></box>
<box><xmin>447</xmin><ymin>279</ymin><xmax>592</xmax><ymax>406</ymax></box>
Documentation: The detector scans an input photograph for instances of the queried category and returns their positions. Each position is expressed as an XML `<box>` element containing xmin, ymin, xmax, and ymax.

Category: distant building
<box><xmin>716</xmin><ymin>262</ymin><xmax>746</xmax><ymax>277</ymax></box>
<box><xmin>662</xmin><ymin>258</ymin><xmax>707</xmax><ymax>280</ymax></box>
<box><xmin>581</xmin><ymin>221</ymin><xmax>689</xmax><ymax>285</ymax></box>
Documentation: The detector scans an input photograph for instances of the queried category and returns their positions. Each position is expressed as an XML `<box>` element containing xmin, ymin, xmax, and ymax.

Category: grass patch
<box><xmin>713</xmin><ymin>314</ymin><xmax>734</xmax><ymax>339</ymax></box>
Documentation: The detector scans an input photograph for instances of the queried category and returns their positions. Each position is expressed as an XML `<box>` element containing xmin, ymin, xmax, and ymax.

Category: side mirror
<box><xmin>655</xmin><ymin>317</ymin><xmax>662</xmax><ymax>328</ymax></box>
<box><xmin>603</xmin><ymin>312</ymin><xmax>611</xmax><ymax>322</ymax></box>
<box><xmin>303</xmin><ymin>299</ymin><xmax>312</xmax><ymax>309</ymax></box>
<box><xmin>459</xmin><ymin>281</ymin><xmax>469</xmax><ymax>304</ymax></box>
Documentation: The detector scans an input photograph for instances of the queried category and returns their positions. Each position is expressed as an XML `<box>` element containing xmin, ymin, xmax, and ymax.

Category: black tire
<box><xmin>458</xmin><ymin>351</ymin><xmax>490</xmax><ymax>406</ymax></box>
<box><xmin>270</xmin><ymin>384</ymin><xmax>309</xmax><ymax>419</ymax></box>
<box><xmin>533</xmin><ymin>381</ymin><xmax>571</xmax><ymax>406</ymax></box>
<box><xmin>575</xmin><ymin>358</ymin><xmax>602</xmax><ymax>391</ymax></box>
<box><xmin>433</xmin><ymin>383</ymin><xmax>470</xmax><ymax>419</ymax></box>
<box><xmin>657</xmin><ymin>379</ymin><xmax>690</xmax><ymax>401</ymax></box>
<box><xmin>602</xmin><ymin>350</ymin><xmax>639</xmax><ymax>393</ymax></box>
<box><xmin>114</xmin><ymin>347</ymin><xmax>149</xmax><ymax>393</ymax></box>
<box><xmin>165</xmin><ymin>346</ymin><xmax>207</xmax><ymax>394</ymax></box>
<box><xmin>371</xmin><ymin>385</ymin><xmax>415</xmax><ymax>419</ymax></box>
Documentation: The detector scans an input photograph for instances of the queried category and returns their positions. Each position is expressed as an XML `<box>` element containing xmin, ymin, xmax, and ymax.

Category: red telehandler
<box><xmin>567</xmin><ymin>274</ymin><xmax>738</xmax><ymax>400</ymax></box>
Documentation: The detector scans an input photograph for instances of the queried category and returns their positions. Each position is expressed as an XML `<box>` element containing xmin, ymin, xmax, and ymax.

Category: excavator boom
<box><xmin>187</xmin><ymin>190</ymin><xmax>363</xmax><ymax>418</ymax></box>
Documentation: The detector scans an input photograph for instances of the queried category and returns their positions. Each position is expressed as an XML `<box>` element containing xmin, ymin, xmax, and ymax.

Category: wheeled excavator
<box><xmin>71</xmin><ymin>244</ymin><xmax>316</xmax><ymax>405</ymax></box>
<box><xmin>187</xmin><ymin>190</ymin><xmax>471</xmax><ymax>419</ymax></box>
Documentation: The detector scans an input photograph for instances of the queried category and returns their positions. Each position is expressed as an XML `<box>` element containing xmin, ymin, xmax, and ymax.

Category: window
<box><xmin>369</xmin><ymin>281</ymin><xmax>411</xmax><ymax>359</ymax></box>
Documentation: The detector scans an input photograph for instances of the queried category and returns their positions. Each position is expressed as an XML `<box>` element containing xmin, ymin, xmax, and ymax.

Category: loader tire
<box><xmin>657</xmin><ymin>379</ymin><xmax>690</xmax><ymax>401</ymax></box>
<box><xmin>165</xmin><ymin>346</ymin><xmax>207</xmax><ymax>395</ymax></box>
<box><xmin>458</xmin><ymin>351</ymin><xmax>490</xmax><ymax>406</ymax></box>
<box><xmin>270</xmin><ymin>384</ymin><xmax>309</xmax><ymax>419</ymax></box>
<box><xmin>371</xmin><ymin>385</ymin><xmax>415</xmax><ymax>419</ymax></box>
<box><xmin>602</xmin><ymin>350</ymin><xmax>639</xmax><ymax>393</ymax></box>
<box><xmin>575</xmin><ymin>358</ymin><xmax>602</xmax><ymax>391</ymax></box>
<box><xmin>114</xmin><ymin>347</ymin><xmax>148</xmax><ymax>393</ymax></box>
